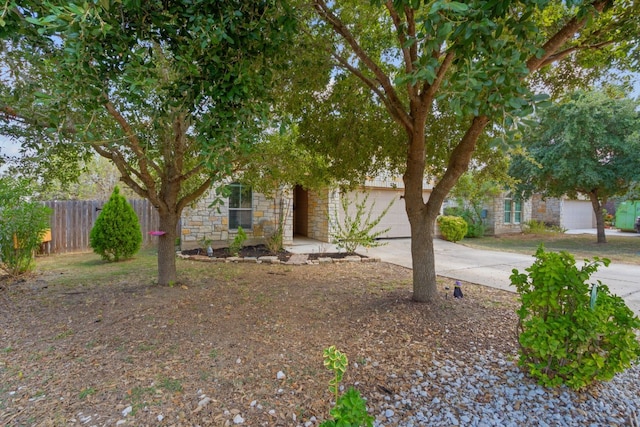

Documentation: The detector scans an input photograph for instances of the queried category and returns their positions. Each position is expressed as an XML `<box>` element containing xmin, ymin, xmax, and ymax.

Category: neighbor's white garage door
<box><xmin>562</xmin><ymin>200</ymin><xmax>595</xmax><ymax>229</ymax></box>
<box><xmin>345</xmin><ymin>189</ymin><xmax>430</xmax><ymax>238</ymax></box>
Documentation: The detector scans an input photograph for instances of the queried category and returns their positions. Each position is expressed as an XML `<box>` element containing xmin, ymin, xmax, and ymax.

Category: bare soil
<box><xmin>0</xmin><ymin>257</ymin><xmax>519</xmax><ymax>426</ymax></box>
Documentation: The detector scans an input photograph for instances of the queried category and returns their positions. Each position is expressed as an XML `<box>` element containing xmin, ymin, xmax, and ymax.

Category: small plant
<box><xmin>437</xmin><ymin>215</ymin><xmax>468</xmax><ymax>242</ymax></box>
<box><xmin>228</xmin><ymin>226</ymin><xmax>247</xmax><ymax>256</ymax></box>
<box><xmin>89</xmin><ymin>186</ymin><xmax>142</xmax><ymax>262</ymax></box>
<box><xmin>78</xmin><ymin>387</ymin><xmax>96</xmax><ymax>400</ymax></box>
<box><xmin>320</xmin><ymin>346</ymin><xmax>374</xmax><ymax>427</ymax></box>
<box><xmin>332</xmin><ymin>192</ymin><xmax>392</xmax><ymax>254</ymax></box>
<box><xmin>511</xmin><ymin>245</ymin><xmax>640</xmax><ymax>389</ymax></box>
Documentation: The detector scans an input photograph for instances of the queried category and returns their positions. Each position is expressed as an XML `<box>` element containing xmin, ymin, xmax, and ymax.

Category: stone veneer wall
<box><xmin>305</xmin><ymin>188</ymin><xmax>340</xmax><ymax>242</ymax></box>
<box><xmin>487</xmin><ymin>192</ymin><xmax>532</xmax><ymax>235</ymax></box>
<box><xmin>530</xmin><ymin>194</ymin><xmax>562</xmax><ymax>226</ymax></box>
<box><xmin>180</xmin><ymin>188</ymin><xmax>293</xmax><ymax>250</ymax></box>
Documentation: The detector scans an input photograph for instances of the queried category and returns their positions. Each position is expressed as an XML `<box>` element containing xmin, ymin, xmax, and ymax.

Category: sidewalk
<box><xmin>286</xmin><ymin>236</ymin><xmax>640</xmax><ymax>317</ymax></box>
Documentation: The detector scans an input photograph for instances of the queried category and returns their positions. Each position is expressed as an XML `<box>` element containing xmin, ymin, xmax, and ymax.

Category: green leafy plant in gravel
<box><xmin>437</xmin><ymin>215</ymin><xmax>468</xmax><ymax>243</ymax></box>
<box><xmin>89</xmin><ymin>186</ymin><xmax>142</xmax><ymax>262</ymax></box>
<box><xmin>511</xmin><ymin>246</ymin><xmax>640</xmax><ymax>390</ymax></box>
<box><xmin>332</xmin><ymin>193</ymin><xmax>392</xmax><ymax>254</ymax></box>
<box><xmin>320</xmin><ymin>346</ymin><xmax>374</xmax><ymax>427</ymax></box>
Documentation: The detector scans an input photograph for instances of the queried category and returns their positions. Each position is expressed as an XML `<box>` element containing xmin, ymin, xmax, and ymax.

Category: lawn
<box><xmin>0</xmin><ymin>249</ymin><xmax>519</xmax><ymax>426</ymax></box>
<box><xmin>461</xmin><ymin>232</ymin><xmax>640</xmax><ymax>264</ymax></box>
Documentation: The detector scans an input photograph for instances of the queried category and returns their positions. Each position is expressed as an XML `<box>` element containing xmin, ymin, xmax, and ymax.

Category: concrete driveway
<box><xmin>361</xmin><ymin>237</ymin><xmax>640</xmax><ymax>317</ymax></box>
<box><xmin>286</xmin><ymin>232</ymin><xmax>640</xmax><ymax>316</ymax></box>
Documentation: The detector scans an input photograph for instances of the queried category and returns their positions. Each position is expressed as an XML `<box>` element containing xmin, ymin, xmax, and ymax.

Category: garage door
<box><xmin>562</xmin><ymin>200</ymin><xmax>595</xmax><ymax>229</ymax></box>
<box><xmin>344</xmin><ymin>189</ymin><xmax>430</xmax><ymax>238</ymax></box>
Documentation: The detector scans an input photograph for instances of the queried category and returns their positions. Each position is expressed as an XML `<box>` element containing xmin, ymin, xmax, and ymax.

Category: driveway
<box><xmin>361</xmin><ymin>237</ymin><xmax>640</xmax><ymax>317</ymax></box>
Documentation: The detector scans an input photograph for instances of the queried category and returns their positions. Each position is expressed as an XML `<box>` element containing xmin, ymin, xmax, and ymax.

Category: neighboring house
<box><xmin>469</xmin><ymin>191</ymin><xmax>533</xmax><ymax>236</ymax></box>
<box><xmin>456</xmin><ymin>192</ymin><xmax>593</xmax><ymax>236</ymax></box>
<box><xmin>529</xmin><ymin>194</ymin><xmax>595</xmax><ymax>229</ymax></box>
<box><xmin>179</xmin><ymin>175</ymin><xmax>433</xmax><ymax>249</ymax></box>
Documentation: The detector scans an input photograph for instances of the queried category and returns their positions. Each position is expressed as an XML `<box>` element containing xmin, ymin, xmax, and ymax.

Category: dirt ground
<box><xmin>0</xmin><ymin>254</ymin><xmax>519</xmax><ymax>426</ymax></box>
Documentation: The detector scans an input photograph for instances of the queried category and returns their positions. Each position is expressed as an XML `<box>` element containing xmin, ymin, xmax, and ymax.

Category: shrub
<box><xmin>89</xmin><ymin>186</ymin><xmax>142</xmax><ymax>262</ymax></box>
<box><xmin>0</xmin><ymin>179</ymin><xmax>51</xmax><ymax>275</ymax></box>
<box><xmin>228</xmin><ymin>226</ymin><xmax>247</xmax><ymax>256</ymax></box>
<box><xmin>510</xmin><ymin>246</ymin><xmax>640</xmax><ymax>389</ymax></box>
<box><xmin>522</xmin><ymin>219</ymin><xmax>566</xmax><ymax>234</ymax></box>
<box><xmin>332</xmin><ymin>192</ymin><xmax>392</xmax><ymax>254</ymax></box>
<box><xmin>437</xmin><ymin>215</ymin><xmax>468</xmax><ymax>242</ymax></box>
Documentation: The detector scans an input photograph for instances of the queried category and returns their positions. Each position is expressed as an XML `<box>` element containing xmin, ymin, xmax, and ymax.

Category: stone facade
<box><xmin>305</xmin><ymin>188</ymin><xmax>340</xmax><ymax>242</ymax></box>
<box><xmin>180</xmin><ymin>188</ymin><xmax>293</xmax><ymax>250</ymax></box>
<box><xmin>530</xmin><ymin>195</ymin><xmax>562</xmax><ymax>226</ymax></box>
<box><xmin>484</xmin><ymin>192</ymin><xmax>532</xmax><ymax>235</ymax></box>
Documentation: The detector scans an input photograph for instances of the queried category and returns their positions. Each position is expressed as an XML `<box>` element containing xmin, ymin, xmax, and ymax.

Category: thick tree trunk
<box><xmin>589</xmin><ymin>192</ymin><xmax>607</xmax><ymax>244</ymax></box>
<box><xmin>403</xmin><ymin>122</ymin><xmax>441</xmax><ymax>302</ymax></box>
<box><xmin>157</xmin><ymin>211</ymin><xmax>179</xmax><ymax>286</ymax></box>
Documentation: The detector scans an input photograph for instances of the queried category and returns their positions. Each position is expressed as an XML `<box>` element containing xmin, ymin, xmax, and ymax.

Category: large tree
<box><xmin>509</xmin><ymin>90</ymin><xmax>640</xmax><ymax>243</ymax></box>
<box><xmin>0</xmin><ymin>1</ymin><xmax>294</xmax><ymax>285</ymax></box>
<box><xmin>301</xmin><ymin>0</ymin><xmax>639</xmax><ymax>302</ymax></box>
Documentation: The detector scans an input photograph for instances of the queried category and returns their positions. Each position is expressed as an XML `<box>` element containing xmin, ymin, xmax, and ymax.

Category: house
<box><xmin>179</xmin><ymin>175</ymin><xmax>432</xmax><ymax>249</ymax></box>
<box><xmin>529</xmin><ymin>194</ymin><xmax>595</xmax><ymax>229</ymax></box>
<box><xmin>445</xmin><ymin>192</ymin><xmax>594</xmax><ymax>236</ymax></box>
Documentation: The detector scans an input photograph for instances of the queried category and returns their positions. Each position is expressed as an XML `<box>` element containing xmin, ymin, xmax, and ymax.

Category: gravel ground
<box><xmin>367</xmin><ymin>350</ymin><xmax>640</xmax><ymax>427</ymax></box>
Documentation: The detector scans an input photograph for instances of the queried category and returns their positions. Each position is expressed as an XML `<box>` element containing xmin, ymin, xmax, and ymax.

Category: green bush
<box><xmin>447</xmin><ymin>207</ymin><xmax>485</xmax><ymax>238</ymax></box>
<box><xmin>437</xmin><ymin>215</ymin><xmax>468</xmax><ymax>242</ymax></box>
<box><xmin>89</xmin><ymin>186</ymin><xmax>142</xmax><ymax>262</ymax></box>
<box><xmin>0</xmin><ymin>179</ymin><xmax>51</xmax><ymax>275</ymax></box>
<box><xmin>510</xmin><ymin>246</ymin><xmax>640</xmax><ymax>389</ymax></box>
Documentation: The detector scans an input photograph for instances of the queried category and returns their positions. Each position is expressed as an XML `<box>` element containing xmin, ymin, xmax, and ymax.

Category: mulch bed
<box><xmin>0</xmin><ymin>259</ymin><xmax>518</xmax><ymax>426</ymax></box>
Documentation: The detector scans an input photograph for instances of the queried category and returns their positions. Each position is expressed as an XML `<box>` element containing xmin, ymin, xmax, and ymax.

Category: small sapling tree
<box><xmin>90</xmin><ymin>186</ymin><xmax>142</xmax><ymax>262</ymax></box>
<box><xmin>332</xmin><ymin>192</ymin><xmax>392</xmax><ymax>254</ymax></box>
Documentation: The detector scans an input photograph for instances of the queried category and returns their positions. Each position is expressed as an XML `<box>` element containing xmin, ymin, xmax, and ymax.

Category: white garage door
<box><xmin>562</xmin><ymin>200</ymin><xmax>595</xmax><ymax>229</ymax></box>
<box><xmin>344</xmin><ymin>189</ymin><xmax>430</xmax><ymax>238</ymax></box>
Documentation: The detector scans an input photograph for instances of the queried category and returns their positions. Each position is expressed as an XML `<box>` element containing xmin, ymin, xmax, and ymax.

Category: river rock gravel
<box><xmin>365</xmin><ymin>349</ymin><xmax>640</xmax><ymax>427</ymax></box>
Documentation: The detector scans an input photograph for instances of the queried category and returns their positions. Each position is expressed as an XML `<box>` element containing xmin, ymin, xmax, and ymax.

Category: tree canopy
<box><xmin>296</xmin><ymin>0</ymin><xmax>640</xmax><ymax>301</ymax></box>
<box><xmin>509</xmin><ymin>89</ymin><xmax>640</xmax><ymax>243</ymax></box>
<box><xmin>0</xmin><ymin>0</ymin><xmax>295</xmax><ymax>285</ymax></box>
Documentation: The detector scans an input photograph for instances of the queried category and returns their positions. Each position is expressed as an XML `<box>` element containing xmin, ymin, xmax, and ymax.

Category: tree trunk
<box><xmin>589</xmin><ymin>192</ymin><xmax>607</xmax><ymax>244</ymax></box>
<box><xmin>408</xmin><ymin>208</ymin><xmax>440</xmax><ymax>302</ymax></box>
<box><xmin>403</xmin><ymin>121</ymin><xmax>442</xmax><ymax>302</ymax></box>
<box><xmin>157</xmin><ymin>210</ymin><xmax>179</xmax><ymax>286</ymax></box>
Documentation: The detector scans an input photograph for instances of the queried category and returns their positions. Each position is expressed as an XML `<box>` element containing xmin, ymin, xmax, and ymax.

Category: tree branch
<box><xmin>313</xmin><ymin>0</ymin><xmax>413</xmax><ymax>133</ymax></box>
<box><xmin>539</xmin><ymin>40</ymin><xmax>615</xmax><ymax>68</ymax></box>
<box><xmin>526</xmin><ymin>0</ymin><xmax>610</xmax><ymax>72</ymax></box>
<box><xmin>177</xmin><ymin>177</ymin><xmax>214</xmax><ymax>213</ymax></box>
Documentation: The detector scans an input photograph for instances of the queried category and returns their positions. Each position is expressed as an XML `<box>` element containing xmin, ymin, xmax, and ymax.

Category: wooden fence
<box><xmin>43</xmin><ymin>199</ymin><xmax>162</xmax><ymax>254</ymax></box>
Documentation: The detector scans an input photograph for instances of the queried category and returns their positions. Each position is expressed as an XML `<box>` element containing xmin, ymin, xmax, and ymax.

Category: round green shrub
<box><xmin>511</xmin><ymin>246</ymin><xmax>640</xmax><ymax>389</ymax></box>
<box><xmin>89</xmin><ymin>186</ymin><xmax>142</xmax><ymax>262</ymax></box>
<box><xmin>437</xmin><ymin>215</ymin><xmax>468</xmax><ymax>242</ymax></box>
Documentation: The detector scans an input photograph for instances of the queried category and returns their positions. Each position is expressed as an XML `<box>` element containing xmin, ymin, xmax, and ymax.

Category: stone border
<box><xmin>177</xmin><ymin>253</ymin><xmax>380</xmax><ymax>265</ymax></box>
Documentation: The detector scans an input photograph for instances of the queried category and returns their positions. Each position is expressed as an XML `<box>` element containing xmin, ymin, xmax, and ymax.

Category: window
<box><xmin>228</xmin><ymin>183</ymin><xmax>252</xmax><ymax>230</ymax></box>
<box><xmin>504</xmin><ymin>194</ymin><xmax>522</xmax><ymax>224</ymax></box>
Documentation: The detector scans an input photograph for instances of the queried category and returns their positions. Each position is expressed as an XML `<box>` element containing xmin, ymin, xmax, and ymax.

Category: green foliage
<box><xmin>0</xmin><ymin>178</ymin><xmax>51</xmax><ymax>275</ymax></box>
<box><xmin>510</xmin><ymin>246</ymin><xmax>640</xmax><ymax>390</ymax></box>
<box><xmin>332</xmin><ymin>193</ymin><xmax>392</xmax><ymax>254</ymax></box>
<box><xmin>437</xmin><ymin>216</ymin><xmax>468</xmax><ymax>243</ymax></box>
<box><xmin>89</xmin><ymin>186</ymin><xmax>142</xmax><ymax>262</ymax></box>
<box><xmin>228</xmin><ymin>227</ymin><xmax>247</xmax><ymax>257</ymax></box>
<box><xmin>522</xmin><ymin>220</ymin><xmax>566</xmax><ymax>234</ymax></box>
<box><xmin>320</xmin><ymin>346</ymin><xmax>374</xmax><ymax>427</ymax></box>
<box><xmin>443</xmin><ymin>206</ymin><xmax>485</xmax><ymax>238</ymax></box>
